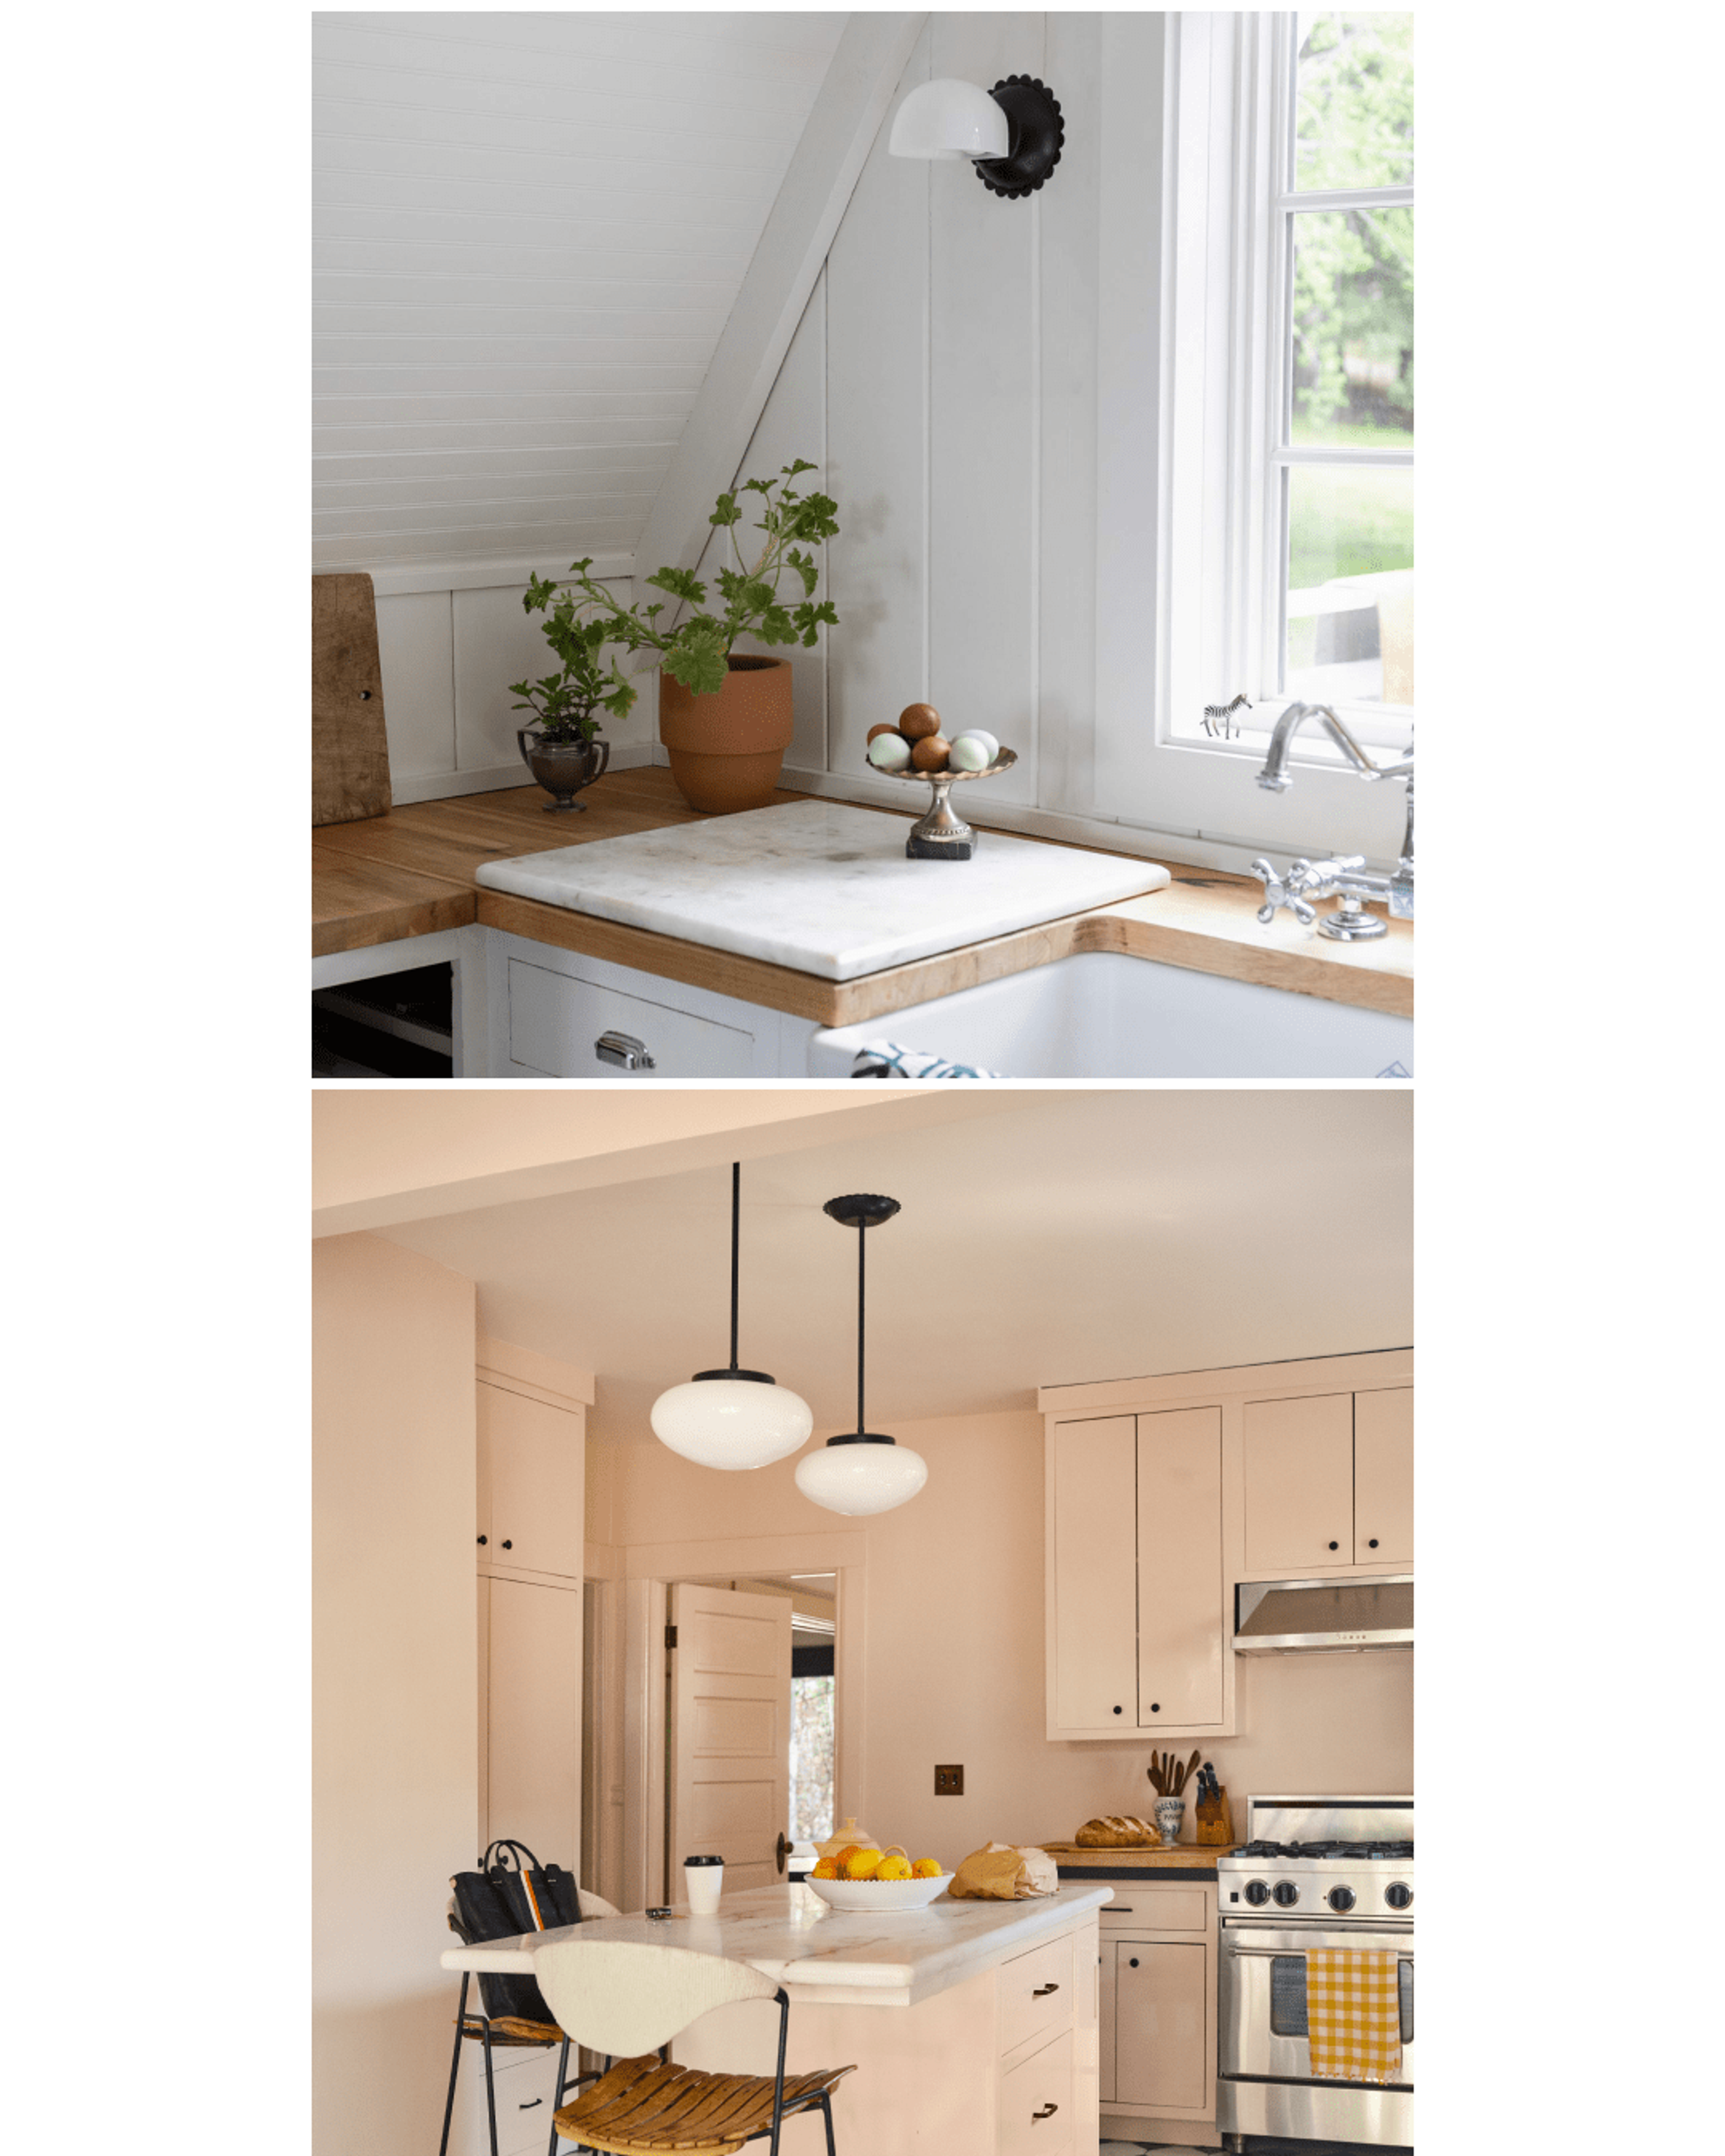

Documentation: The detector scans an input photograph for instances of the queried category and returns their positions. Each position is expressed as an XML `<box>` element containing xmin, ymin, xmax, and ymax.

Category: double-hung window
<box><xmin>1093</xmin><ymin>11</ymin><xmax>1414</xmax><ymax>866</ymax></box>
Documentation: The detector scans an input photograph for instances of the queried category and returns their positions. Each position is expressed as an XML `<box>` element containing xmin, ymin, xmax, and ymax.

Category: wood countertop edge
<box><xmin>1076</xmin><ymin>911</ymin><xmax>1414</xmax><ymax>1018</ymax></box>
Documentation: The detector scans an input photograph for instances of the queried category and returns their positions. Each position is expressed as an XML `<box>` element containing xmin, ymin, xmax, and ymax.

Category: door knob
<box><xmin>776</xmin><ymin>1832</ymin><xmax>791</xmax><ymax>1876</ymax></box>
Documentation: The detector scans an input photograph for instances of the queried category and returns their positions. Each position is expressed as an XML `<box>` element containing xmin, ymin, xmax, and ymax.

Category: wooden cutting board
<box><xmin>313</xmin><ymin>572</ymin><xmax>392</xmax><ymax>826</ymax></box>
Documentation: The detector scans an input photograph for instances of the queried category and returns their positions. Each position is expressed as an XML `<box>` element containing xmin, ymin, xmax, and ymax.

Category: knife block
<box><xmin>1194</xmin><ymin>1787</ymin><xmax>1233</xmax><ymax>1845</ymax></box>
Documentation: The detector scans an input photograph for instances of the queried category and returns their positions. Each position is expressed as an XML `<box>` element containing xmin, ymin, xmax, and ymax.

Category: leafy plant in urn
<box><xmin>553</xmin><ymin>459</ymin><xmax>840</xmax><ymax>813</ymax></box>
<box><xmin>509</xmin><ymin>572</ymin><xmax>640</xmax><ymax>811</ymax></box>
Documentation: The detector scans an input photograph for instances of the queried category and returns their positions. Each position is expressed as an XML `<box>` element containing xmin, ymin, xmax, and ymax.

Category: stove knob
<box><xmin>1272</xmin><ymin>1880</ymin><xmax>1300</xmax><ymax>1908</ymax></box>
<box><xmin>1384</xmin><ymin>1882</ymin><xmax>1413</xmax><ymax>1910</ymax></box>
<box><xmin>1243</xmin><ymin>1879</ymin><xmax>1271</xmax><ymax>1907</ymax></box>
<box><xmin>1327</xmin><ymin>1885</ymin><xmax>1356</xmax><ymax>1913</ymax></box>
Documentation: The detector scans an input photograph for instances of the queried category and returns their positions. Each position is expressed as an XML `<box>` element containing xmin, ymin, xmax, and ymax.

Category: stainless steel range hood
<box><xmin>1234</xmin><ymin>1574</ymin><xmax>1412</xmax><ymax>1653</ymax></box>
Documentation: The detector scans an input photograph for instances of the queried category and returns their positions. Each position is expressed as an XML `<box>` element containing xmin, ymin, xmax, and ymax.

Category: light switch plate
<box><xmin>934</xmin><ymin>1763</ymin><xmax>964</xmax><ymax>1795</ymax></box>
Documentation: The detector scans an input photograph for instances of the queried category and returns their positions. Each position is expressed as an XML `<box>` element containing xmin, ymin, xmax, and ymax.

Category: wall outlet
<box><xmin>934</xmin><ymin>1764</ymin><xmax>964</xmax><ymax>1795</ymax></box>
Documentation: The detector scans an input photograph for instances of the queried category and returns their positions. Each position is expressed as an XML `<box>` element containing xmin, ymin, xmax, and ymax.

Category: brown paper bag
<box><xmin>947</xmin><ymin>1841</ymin><xmax>1059</xmax><ymax>1900</ymax></box>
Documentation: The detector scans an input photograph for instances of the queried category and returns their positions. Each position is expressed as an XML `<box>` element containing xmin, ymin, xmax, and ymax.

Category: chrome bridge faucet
<box><xmin>1247</xmin><ymin>702</ymin><xmax>1413</xmax><ymax>943</ymax></box>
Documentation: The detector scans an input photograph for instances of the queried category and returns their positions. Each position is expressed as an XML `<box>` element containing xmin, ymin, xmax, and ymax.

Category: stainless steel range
<box><xmin>1217</xmin><ymin>1796</ymin><xmax>1414</xmax><ymax>2152</ymax></box>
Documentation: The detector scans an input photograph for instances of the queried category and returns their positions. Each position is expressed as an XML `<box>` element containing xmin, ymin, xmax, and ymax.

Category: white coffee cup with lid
<box><xmin>684</xmin><ymin>1854</ymin><xmax>724</xmax><ymax>1915</ymax></box>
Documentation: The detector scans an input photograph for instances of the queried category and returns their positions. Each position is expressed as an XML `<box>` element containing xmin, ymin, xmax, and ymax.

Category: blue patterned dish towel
<box><xmin>850</xmin><ymin>1040</ymin><xmax>1005</xmax><ymax>1080</ymax></box>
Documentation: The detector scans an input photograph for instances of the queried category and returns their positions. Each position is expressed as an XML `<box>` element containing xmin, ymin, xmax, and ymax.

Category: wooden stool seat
<box><xmin>460</xmin><ymin>2013</ymin><xmax>564</xmax><ymax>2046</ymax></box>
<box><xmin>552</xmin><ymin>2053</ymin><xmax>857</xmax><ymax>2154</ymax></box>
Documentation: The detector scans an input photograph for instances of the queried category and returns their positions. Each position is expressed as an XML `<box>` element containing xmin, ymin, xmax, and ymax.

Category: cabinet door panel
<box><xmin>1135</xmin><ymin>1407</ymin><xmax>1223</xmax><ymax>1728</ymax></box>
<box><xmin>507</xmin><ymin>957</ymin><xmax>756</xmax><ymax>1079</ymax></box>
<box><xmin>487</xmin><ymin>1577</ymin><xmax>582</xmax><ymax>1868</ymax></box>
<box><xmin>481</xmin><ymin>1381</ymin><xmax>584</xmax><ymax>1579</ymax></box>
<box><xmin>1353</xmin><ymin>1387</ymin><xmax>1412</xmax><ymax>1564</ymax></box>
<box><xmin>1051</xmin><ymin>1417</ymin><xmax>1139</xmax><ymax>1731</ymax></box>
<box><xmin>999</xmin><ymin>2027</ymin><xmax>1073</xmax><ymax>2156</ymax></box>
<box><xmin>1241</xmin><ymin>1394</ymin><xmax>1353</xmax><ymax>1573</ymax></box>
<box><xmin>1112</xmin><ymin>1941</ymin><xmax>1207</xmax><ymax>2111</ymax></box>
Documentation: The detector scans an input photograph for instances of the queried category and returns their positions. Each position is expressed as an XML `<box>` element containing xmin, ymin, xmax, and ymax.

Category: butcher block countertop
<box><xmin>312</xmin><ymin>769</ymin><xmax>1412</xmax><ymax>1024</ymax></box>
<box><xmin>1044</xmin><ymin>1841</ymin><xmax>1238</xmax><ymax>1877</ymax></box>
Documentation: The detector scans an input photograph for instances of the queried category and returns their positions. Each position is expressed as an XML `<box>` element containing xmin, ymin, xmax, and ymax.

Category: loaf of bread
<box><xmin>1074</xmin><ymin>1815</ymin><xmax>1161</xmax><ymax>1848</ymax></box>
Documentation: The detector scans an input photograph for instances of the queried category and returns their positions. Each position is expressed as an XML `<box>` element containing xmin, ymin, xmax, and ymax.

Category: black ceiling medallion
<box><xmin>976</xmin><ymin>75</ymin><xmax>1064</xmax><ymax>199</ymax></box>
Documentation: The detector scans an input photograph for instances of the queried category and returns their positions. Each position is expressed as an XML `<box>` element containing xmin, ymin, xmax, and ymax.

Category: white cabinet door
<box><xmin>1353</xmin><ymin>1387</ymin><xmax>1413</xmax><ymax>1565</ymax></box>
<box><xmin>506</xmin><ymin>956</ymin><xmax>757</xmax><ymax>1078</ymax></box>
<box><xmin>1135</xmin><ymin>1407</ymin><xmax>1224</xmax><ymax>1731</ymax></box>
<box><xmin>1111</xmin><ymin>1942</ymin><xmax>1208</xmax><ymax>2112</ymax></box>
<box><xmin>478</xmin><ymin>1379</ymin><xmax>584</xmax><ymax>1580</ymax></box>
<box><xmin>1049</xmin><ymin>1417</ymin><xmax>1140</xmax><ymax>1734</ymax></box>
<box><xmin>484</xmin><ymin>1576</ymin><xmax>583</xmax><ymax>1869</ymax></box>
<box><xmin>1241</xmin><ymin>1393</ymin><xmax>1354</xmax><ymax>1573</ymax></box>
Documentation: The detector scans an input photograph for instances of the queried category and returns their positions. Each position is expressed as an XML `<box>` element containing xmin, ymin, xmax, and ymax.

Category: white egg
<box><xmin>947</xmin><ymin>734</ymin><xmax>992</xmax><ymax>772</ymax></box>
<box><xmin>953</xmin><ymin>728</ymin><xmax>999</xmax><ymax>761</ymax></box>
<box><xmin>867</xmin><ymin>732</ymin><xmax>912</xmax><ymax>772</ymax></box>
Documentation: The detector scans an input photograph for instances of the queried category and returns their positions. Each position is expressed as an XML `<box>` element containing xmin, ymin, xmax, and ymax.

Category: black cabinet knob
<box><xmin>1112</xmin><ymin>1705</ymin><xmax>1123</xmax><ymax>1715</ymax></box>
<box><xmin>477</xmin><ymin>1535</ymin><xmax>487</xmax><ymax>1546</ymax></box>
<box><xmin>1128</xmin><ymin>1957</ymin><xmax>1139</xmax><ymax>1968</ymax></box>
<box><xmin>501</xmin><ymin>1539</ymin><xmax>513</xmax><ymax>1549</ymax></box>
<box><xmin>1328</xmin><ymin>1540</ymin><xmax>1339</xmax><ymax>1551</ymax></box>
<box><xmin>1369</xmin><ymin>1538</ymin><xmax>1380</xmax><ymax>1548</ymax></box>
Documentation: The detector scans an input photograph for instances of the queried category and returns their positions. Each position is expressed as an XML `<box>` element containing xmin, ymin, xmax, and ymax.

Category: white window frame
<box><xmin>1092</xmin><ymin>10</ymin><xmax>1412</xmax><ymax>870</ymax></box>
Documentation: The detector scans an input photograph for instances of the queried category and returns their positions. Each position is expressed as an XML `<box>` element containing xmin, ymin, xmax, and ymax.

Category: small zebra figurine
<box><xmin>1201</xmin><ymin>693</ymin><xmax>1251</xmax><ymax>739</ymax></box>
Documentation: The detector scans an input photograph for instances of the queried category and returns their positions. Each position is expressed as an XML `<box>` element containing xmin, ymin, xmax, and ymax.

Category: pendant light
<box><xmin>795</xmin><ymin>1195</ymin><xmax>929</xmax><ymax>1516</ymax></box>
<box><xmin>650</xmin><ymin>1163</ymin><xmax>813</xmax><ymax>1470</ymax></box>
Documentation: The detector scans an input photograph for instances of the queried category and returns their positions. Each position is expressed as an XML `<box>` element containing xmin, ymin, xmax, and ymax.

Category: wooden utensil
<box><xmin>1147</xmin><ymin>1754</ymin><xmax>1165</xmax><ymax>1794</ymax></box>
<box><xmin>1182</xmin><ymin>1747</ymin><xmax>1201</xmax><ymax>1794</ymax></box>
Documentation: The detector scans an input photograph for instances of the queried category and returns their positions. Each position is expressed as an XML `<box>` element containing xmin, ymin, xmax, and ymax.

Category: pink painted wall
<box><xmin>314</xmin><ymin>1234</ymin><xmax>478</xmax><ymax>2156</ymax></box>
<box><xmin>599</xmin><ymin>1408</ymin><xmax>1411</xmax><ymax>1867</ymax></box>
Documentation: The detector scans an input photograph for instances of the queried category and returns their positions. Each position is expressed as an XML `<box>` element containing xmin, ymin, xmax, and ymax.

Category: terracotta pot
<box><xmin>659</xmin><ymin>654</ymin><xmax>793</xmax><ymax>813</ymax></box>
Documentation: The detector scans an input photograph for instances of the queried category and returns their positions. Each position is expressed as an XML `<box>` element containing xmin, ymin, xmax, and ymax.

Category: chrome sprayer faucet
<box><xmin>1247</xmin><ymin>702</ymin><xmax>1413</xmax><ymax>943</ymax></box>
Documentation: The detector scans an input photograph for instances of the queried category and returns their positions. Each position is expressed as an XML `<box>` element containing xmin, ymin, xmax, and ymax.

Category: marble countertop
<box><xmin>441</xmin><ymin>1882</ymin><xmax>1112</xmax><ymax>2008</ymax></box>
<box><xmin>474</xmin><ymin>800</ymin><xmax>1170</xmax><ymax>981</ymax></box>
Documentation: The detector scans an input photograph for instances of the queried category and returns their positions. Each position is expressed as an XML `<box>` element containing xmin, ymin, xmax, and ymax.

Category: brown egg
<box><xmin>910</xmin><ymin>734</ymin><xmax>950</xmax><ymax>772</ymax></box>
<box><xmin>866</xmin><ymin>723</ymin><xmax>906</xmax><ymax>744</ymax></box>
<box><xmin>898</xmin><ymin>703</ymin><xmax>942</xmax><ymax>742</ymax></box>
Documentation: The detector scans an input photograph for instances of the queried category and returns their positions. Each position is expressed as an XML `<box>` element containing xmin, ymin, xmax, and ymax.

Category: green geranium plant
<box><xmin>509</xmin><ymin>582</ymin><xmax>640</xmax><ymax>744</ymax></box>
<box><xmin>544</xmin><ymin>459</ymin><xmax>840</xmax><ymax>698</ymax></box>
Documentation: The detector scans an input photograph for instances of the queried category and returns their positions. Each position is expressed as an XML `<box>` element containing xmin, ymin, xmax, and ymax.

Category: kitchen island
<box><xmin>442</xmin><ymin>1880</ymin><xmax>1109</xmax><ymax>2156</ymax></box>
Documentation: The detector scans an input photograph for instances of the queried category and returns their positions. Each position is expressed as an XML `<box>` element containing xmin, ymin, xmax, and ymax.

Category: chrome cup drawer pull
<box><xmin>595</xmin><ymin>1029</ymin><xmax>656</xmax><ymax>1070</ymax></box>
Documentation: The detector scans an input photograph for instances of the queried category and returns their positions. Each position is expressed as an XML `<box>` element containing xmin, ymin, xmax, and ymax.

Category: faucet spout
<box><xmin>1247</xmin><ymin>701</ymin><xmax>1415</xmax><ymax>940</ymax></box>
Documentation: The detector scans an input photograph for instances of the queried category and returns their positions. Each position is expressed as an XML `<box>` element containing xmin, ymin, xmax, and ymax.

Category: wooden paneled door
<box><xmin>668</xmin><ymin>1583</ymin><xmax>792</xmax><ymax>1895</ymax></box>
<box><xmin>1353</xmin><ymin>1387</ymin><xmax>1414</xmax><ymax>1564</ymax></box>
<box><xmin>483</xmin><ymin>1575</ymin><xmax>583</xmax><ymax>1866</ymax></box>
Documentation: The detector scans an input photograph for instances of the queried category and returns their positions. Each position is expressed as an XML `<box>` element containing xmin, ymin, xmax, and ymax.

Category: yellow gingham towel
<box><xmin>1305</xmin><ymin>1948</ymin><xmax>1402</xmax><ymax>2084</ymax></box>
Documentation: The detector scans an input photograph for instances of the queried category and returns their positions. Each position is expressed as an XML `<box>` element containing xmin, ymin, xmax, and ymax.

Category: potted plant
<box><xmin>553</xmin><ymin>459</ymin><xmax>839</xmax><ymax>813</ymax></box>
<box><xmin>509</xmin><ymin>577</ymin><xmax>638</xmax><ymax>811</ymax></box>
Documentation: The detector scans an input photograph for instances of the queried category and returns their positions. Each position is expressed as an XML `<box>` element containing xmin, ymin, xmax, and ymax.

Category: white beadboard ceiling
<box><xmin>313</xmin><ymin>10</ymin><xmax>849</xmax><ymax>573</ymax></box>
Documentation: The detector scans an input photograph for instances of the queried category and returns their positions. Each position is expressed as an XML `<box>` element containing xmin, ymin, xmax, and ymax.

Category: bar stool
<box><xmin>530</xmin><ymin>1938</ymin><xmax>856</xmax><ymax>2155</ymax></box>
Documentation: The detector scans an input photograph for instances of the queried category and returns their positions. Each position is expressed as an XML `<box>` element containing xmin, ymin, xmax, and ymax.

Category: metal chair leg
<box><xmin>819</xmin><ymin>2089</ymin><xmax>837</xmax><ymax>2156</ymax></box>
<box><xmin>545</xmin><ymin>2035</ymin><xmax>572</xmax><ymax>2156</ymax></box>
<box><xmin>438</xmin><ymin>1973</ymin><xmax>470</xmax><ymax>2156</ymax></box>
<box><xmin>480</xmin><ymin>2020</ymin><xmax>500</xmax><ymax>2156</ymax></box>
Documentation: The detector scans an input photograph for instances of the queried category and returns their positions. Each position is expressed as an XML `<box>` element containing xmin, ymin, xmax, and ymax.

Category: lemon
<box><xmin>841</xmin><ymin>1847</ymin><xmax>883</xmax><ymax>1880</ymax></box>
<box><xmin>911</xmin><ymin>1858</ymin><xmax>942</xmax><ymax>1878</ymax></box>
<box><xmin>829</xmin><ymin>1845</ymin><xmax>861</xmax><ymax>1872</ymax></box>
<box><xmin>811</xmin><ymin>1859</ymin><xmax>839</xmax><ymax>1879</ymax></box>
<box><xmin>876</xmin><ymin>1852</ymin><xmax>912</xmax><ymax>1882</ymax></box>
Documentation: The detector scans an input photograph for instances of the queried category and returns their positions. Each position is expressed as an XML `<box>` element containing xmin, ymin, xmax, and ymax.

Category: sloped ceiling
<box><xmin>313</xmin><ymin>10</ymin><xmax>848</xmax><ymax>572</ymax></box>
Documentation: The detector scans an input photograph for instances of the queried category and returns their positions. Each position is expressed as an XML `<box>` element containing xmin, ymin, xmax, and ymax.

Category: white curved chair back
<box><xmin>575</xmin><ymin>1886</ymin><xmax>621</xmax><ymax>1921</ymax></box>
<box><xmin>531</xmin><ymin>1939</ymin><xmax>780</xmax><ymax>2059</ymax></box>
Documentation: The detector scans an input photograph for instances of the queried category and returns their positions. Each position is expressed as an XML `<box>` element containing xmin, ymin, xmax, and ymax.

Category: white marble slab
<box><xmin>474</xmin><ymin>801</ymin><xmax>1170</xmax><ymax>981</ymax></box>
<box><xmin>440</xmin><ymin>1882</ymin><xmax>1111</xmax><ymax>2008</ymax></box>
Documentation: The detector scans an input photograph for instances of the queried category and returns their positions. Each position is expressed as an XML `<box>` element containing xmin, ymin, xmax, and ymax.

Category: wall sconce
<box><xmin>889</xmin><ymin>73</ymin><xmax>1064</xmax><ymax>199</ymax></box>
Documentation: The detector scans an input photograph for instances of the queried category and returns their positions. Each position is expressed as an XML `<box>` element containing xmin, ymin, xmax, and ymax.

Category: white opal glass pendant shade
<box><xmin>795</xmin><ymin>1439</ymin><xmax>929</xmax><ymax>1516</ymax></box>
<box><xmin>650</xmin><ymin>1378</ymin><xmax>813</xmax><ymax>1471</ymax></box>
<box><xmin>889</xmin><ymin>77</ymin><xmax>1009</xmax><ymax>161</ymax></box>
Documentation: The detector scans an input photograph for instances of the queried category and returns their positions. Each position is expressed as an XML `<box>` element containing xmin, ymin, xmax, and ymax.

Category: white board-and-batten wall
<box><xmin>347</xmin><ymin>14</ymin><xmax>1180</xmax><ymax>858</ymax></box>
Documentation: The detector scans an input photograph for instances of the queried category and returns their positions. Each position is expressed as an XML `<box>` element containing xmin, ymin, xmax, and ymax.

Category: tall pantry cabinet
<box><xmin>475</xmin><ymin>1338</ymin><xmax>592</xmax><ymax>1869</ymax></box>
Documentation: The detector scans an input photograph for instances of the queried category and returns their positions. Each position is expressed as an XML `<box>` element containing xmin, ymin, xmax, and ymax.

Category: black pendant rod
<box><xmin>856</xmin><ymin>1212</ymin><xmax>867</xmax><ymax>1434</ymax></box>
<box><xmin>730</xmin><ymin>1160</ymin><xmax>740</xmax><ymax>1370</ymax></box>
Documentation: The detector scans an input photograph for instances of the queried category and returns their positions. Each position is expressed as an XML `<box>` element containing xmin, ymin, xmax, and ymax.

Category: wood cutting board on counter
<box><xmin>313</xmin><ymin>572</ymin><xmax>392</xmax><ymax>826</ymax></box>
<box><xmin>1038</xmin><ymin>1841</ymin><xmax>1238</xmax><ymax>1866</ymax></box>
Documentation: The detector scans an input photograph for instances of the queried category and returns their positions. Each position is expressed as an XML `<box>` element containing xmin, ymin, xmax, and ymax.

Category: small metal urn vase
<box><xmin>517</xmin><ymin>728</ymin><xmax>611</xmax><ymax>812</ymax></box>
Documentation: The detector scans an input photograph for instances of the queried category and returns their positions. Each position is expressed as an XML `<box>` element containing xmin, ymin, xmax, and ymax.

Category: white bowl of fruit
<box><xmin>805</xmin><ymin>1843</ymin><xmax>949</xmax><ymax>1911</ymax></box>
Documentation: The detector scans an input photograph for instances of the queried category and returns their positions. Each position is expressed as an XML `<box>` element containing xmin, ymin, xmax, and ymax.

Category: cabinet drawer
<box><xmin>998</xmin><ymin>1930</ymin><xmax>1074</xmax><ymax>2058</ymax></box>
<box><xmin>455</xmin><ymin>2037</ymin><xmax>570</xmax><ymax>2156</ymax></box>
<box><xmin>1100</xmin><ymin>1886</ymin><xmax>1209</xmax><ymax>1932</ymax></box>
<box><xmin>999</xmin><ymin>2026</ymin><xmax>1073</xmax><ymax>2156</ymax></box>
<box><xmin>507</xmin><ymin>958</ymin><xmax>756</xmax><ymax>1078</ymax></box>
